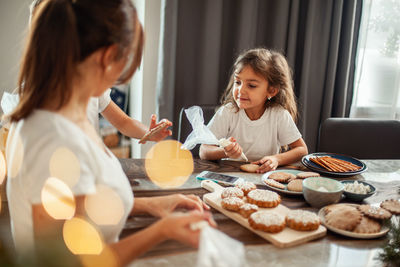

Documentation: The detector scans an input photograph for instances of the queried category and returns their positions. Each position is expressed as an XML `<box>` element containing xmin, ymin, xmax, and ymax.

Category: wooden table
<box><xmin>119</xmin><ymin>159</ymin><xmax>400</xmax><ymax>266</ymax></box>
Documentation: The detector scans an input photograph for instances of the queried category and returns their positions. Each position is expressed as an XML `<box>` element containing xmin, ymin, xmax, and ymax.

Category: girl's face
<box><xmin>232</xmin><ymin>65</ymin><xmax>270</xmax><ymax>114</ymax></box>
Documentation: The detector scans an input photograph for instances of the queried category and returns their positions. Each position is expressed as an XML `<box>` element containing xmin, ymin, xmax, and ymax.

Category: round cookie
<box><xmin>248</xmin><ymin>211</ymin><xmax>286</xmax><ymax>233</ymax></box>
<box><xmin>240</xmin><ymin>164</ymin><xmax>260</xmax><ymax>173</ymax></box>
<box><xmin>325</xmin><ymin>205</ymin><xmax>362</xmax><ymax>231</ymax></box>
<box><xmin>286</xmin><ymin>210</ymin><xmax>320</xmax><ymax>231</ymax></box>
<box><xmin>353</xmin><ymin>216</ymin><xmax>381</xmax><ymax>234</ymax></box>
<box><xmin>235</xmin><ymin>181</ymin><xmax>257</xmax><ymax>196</ymax></box>
<box><xmin>221</xmin><ymin>187</ymin><xmax>244</xmax><ymax>199</ymax></box>
<box><xmin>269</xmin><ymin>172</ymin><xmax>296</xmax><ymax>183</ymax></box>
<box><xmin>238</xmin><ymin>203</ymin><xmax>258</xmax><ymax>218</ymax></box>
<box><xmin>380</xmin><ymin>199</ymin><xmax>400</xmax><ymax>215</ymax></box>
<box><xmin>247</xmin><ymin>189</ymin><xmax>281</xmax><ymax>208</ymax></box>
<box><xmin>358</xmin><ymin>204</ymin><xmax>392</xmax><ymax>220</ymax></box>
<box><xmin>221</xmin><ymin>197</ymin><xmax>245</xmax><ymax>211</ymax></box>
<box><xmin>264</xmin><ymin>179</ymin><xmax>285</xmax><ymax>190</ymax></box>
<box><xmin>296</xmin><ymin>172</ymin><xmax>320</xmax><ymax>179</ymax></box>
<box><xmin>287</xmin><ymin>179</ymin><xmax>303</xmax><ymax>192</ymax></box>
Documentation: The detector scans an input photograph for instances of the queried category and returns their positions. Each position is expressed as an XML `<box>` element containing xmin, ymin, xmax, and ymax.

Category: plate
<box><xmin>301</xmin><ymin>153</ymin><xmax>367</xmax><ymax>177</ymax></box>
<box><xmin>261</xmin><ymin>169</ymin><xmax>304</xmax><ymax>196</ymax></box>
<box><xmin>318</xmin><ymin>204</ymin><xmax>389</xmax><ymax>239</ymax></box>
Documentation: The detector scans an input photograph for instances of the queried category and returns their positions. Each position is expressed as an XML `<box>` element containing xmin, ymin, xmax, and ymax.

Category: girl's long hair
<box><xmin>221</xmin><ymin>48</ymin><xmax>298</xmax><ymax>122</ymax></box>
<box><xmin>10</xmin><ymin>0</ymin><xmax>144</xmax><ymax>122</ymax></box>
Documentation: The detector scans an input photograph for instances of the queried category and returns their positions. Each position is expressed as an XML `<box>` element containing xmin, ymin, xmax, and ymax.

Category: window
<box><xmin>350</xmin><ymin>0</ymin><xmax>400</xmax><ymax>119</ymax></box>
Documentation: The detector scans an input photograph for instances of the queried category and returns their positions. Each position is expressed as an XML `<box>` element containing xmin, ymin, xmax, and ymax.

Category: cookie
<box><xmin>248</xmin><ymin>211</ymin><xmax>286</xmax><ymax>233</ymax></box>
<box><xmin>264</xmin><ymin>179</ymin><xmax>285</xmax><ymax>190</ymax></box>
<box><xmin>238</xmin><ymin>203</ymin><xmax>258</xmax><ymax>218</ymax></box>
<box><xmin>353</xmin><ymin>216</ymin><xmax>381</xmax><ymax>234</ymax></box>
<box><xmin>358</xmin><ymin>205</ymin><xmax>392</xmax><ymax>220</ymax></box>
<box><xmin>139</xmin><ymin>120</ymin><xmax>169</xmax><ymax>144</ymax></box>
<box><xmin>239</xmin><ymin>164</ymin><xmax>260</xmax><ymax>173</ymax></box>
<box><xmin>269</xmin><ymin>172</ymin><xmax>295</xmax><ymax>183</ymax></box>
<box><xmin>235</xmin><ymin>181</ymin><xmax>256</xmax><ymax>196</ymax></box>
<box><xmin>286</xmin><ymin>210</ymin><xmax>320</xmax><ymax>231</ymax></box>
<box><xmin>296</xmin><ymin>172</ymin><xmax>320</xmax><ymax>179</ymax></box>
<box><xmin>287</xmin><ymin>179</ymin><xmax>303</xmax><ymax>192</ymax></box>
<box><xmin>221</xmin><ymin>197</ymin><xmax>245</xmax><ymax>211</ymax></box>
<box><xmin>247</xmin><ymin>189</ymin><xmax>281</xmax><ymax>208</ymax></box>
<box><xmin>380</xmin><ymin>199</ymin><xmax>400</xmax><ymax>215</ymax></box>
<box><xmin>325</xmin><ymin>205</ymin><xmax>362</xmax><ymax>231</ymax></box>
<box><xmin>221</xmin><ymin>187</ymin><xmax>244</xmax><ymax>199</ymax></box>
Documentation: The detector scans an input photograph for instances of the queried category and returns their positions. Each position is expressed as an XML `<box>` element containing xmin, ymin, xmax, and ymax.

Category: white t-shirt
<box><xmin>6</xmin><ymin>109</ymin><xmax>133</xmax><ymax>254</ymax></box>
<box><xmin>87</xmin><ymin>89</ymin><xmax>112</xmax><ymax>133</ymax></box>
<box><xmin>208</xmin><ymin>104</ymin><xmax>302</xmax><ymax>161</ymax></box>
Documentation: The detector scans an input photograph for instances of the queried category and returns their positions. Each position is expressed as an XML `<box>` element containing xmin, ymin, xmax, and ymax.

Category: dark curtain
<box><xmin>156</xmin><ymin>0</ymin><xmax>362</xmax><ymax>153</ymax></box>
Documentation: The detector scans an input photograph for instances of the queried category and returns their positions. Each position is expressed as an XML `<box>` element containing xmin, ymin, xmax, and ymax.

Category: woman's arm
<box><xmin>33</xmin><ymin>196</ymin><xmax>211</xmax><ymax>266</ymax></box>
<box><xmin>252</xmin><ymin>138</ymin><xmax>308</xmax><ymax>173</ymax></box>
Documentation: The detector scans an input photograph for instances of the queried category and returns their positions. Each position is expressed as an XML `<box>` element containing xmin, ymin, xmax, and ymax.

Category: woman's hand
<box><xmin>158</xmin><ymin>211</ymin><xmax>217</xmax><ymax>248</ymax></box>
<box><xmin>145</xmin><ymin>194</ymin><xmax>210</xmax><ymax>218</ymax></box>
<box><xmin>147</xmin><ymin>114</ymin><xmax>172</xmax><ymax>142</ymax></box>
<box><xmin>252</xmin><ymin>156</ymin><xmax>279</xmax><ymax>173</ymax></box>
<box><xmin>223</xmin><ymin>137</ymin><xmax>243</xmax><ymax>159</ymax></box>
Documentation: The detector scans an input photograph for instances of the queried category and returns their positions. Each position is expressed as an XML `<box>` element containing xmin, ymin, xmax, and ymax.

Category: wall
<box><xmin>0</xmin><ymin>0</ymin><xmax>31</xmax><ymax>114</ymax></box>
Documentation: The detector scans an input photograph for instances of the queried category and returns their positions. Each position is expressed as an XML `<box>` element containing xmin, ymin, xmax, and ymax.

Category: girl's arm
<box><xmin>253</xmin><ymin>138</ymin><xmax>308</xmax><ymax>173</ymax></box>
<box><xmin>199</xmin><ymin>139</ymin><xmax>243</xmax><ymax>161</ymax></box>
<box><xmin>33</xmin><ymin>196</ymin><xmax>211</xmax><ymax>266</ymax></box>
<box><xmin>101</xmin><ymin>101</ymin><xmax>172</xmax><ymax>142</ymax></box>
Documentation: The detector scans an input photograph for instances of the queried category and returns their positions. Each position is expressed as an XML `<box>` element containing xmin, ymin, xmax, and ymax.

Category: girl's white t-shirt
<box><xmin>208</xmin><ymin>104</ymin><xmax>302</xmax><ymax>161</ymax></box>
<box><xmin>6</xmin><ymin>109</ymin><xmax>133</xmax><ymax>254</ymax></box>
<box><xmin>87</xmin><ymin>89</ymin><xmax>112</xmax><ymax>133</ymax></box>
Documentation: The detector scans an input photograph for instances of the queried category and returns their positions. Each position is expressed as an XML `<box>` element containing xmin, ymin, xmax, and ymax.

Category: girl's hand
<box><xmin>252</xmin><ymin>156</ymin><xmax>279</xmax><ymax>173</ymax></box>
<box><xmin>147</xmin><ymin>114</ymin><xmax>172</xmax><ymax>142</ymax></box>
<box><xmin>158</xmin><ymin>211</ymin><xmax>216</xmax><ymax>248</ymax></box>
<box><xmin>146</xmin><ymin>194</ymin><xmax>210</xmax><ymax>218</ymax></box>
<box><xmin>223</xmin><ymin>137</ymin><xmax>243</xmax><ymax>159</ymax></box>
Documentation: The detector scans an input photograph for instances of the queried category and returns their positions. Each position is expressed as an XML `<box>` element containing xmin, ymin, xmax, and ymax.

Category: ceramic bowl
<box><xmin>341</xmin><ymin>180</ymin><xmax>376</xmax><ymax>202</ymax></box>
<box><xmin>302</xmin><ymin>177</ymin><xmax>344</xmax><ymax>208</ymax></box>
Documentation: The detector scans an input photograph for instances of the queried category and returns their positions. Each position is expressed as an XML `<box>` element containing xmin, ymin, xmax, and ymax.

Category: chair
<box><xmin>317</xmin><ymin>118</ymin><xmax>400</xmax><ymax>159</ymax></box>
<box><xmin>178</xmin><ymin>104</ymin><xmax>218</xmax><ymax>158</ymax></box>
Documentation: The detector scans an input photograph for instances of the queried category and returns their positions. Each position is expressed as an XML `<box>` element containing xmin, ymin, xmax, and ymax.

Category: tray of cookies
<box><xmin>302</xmin><ymin>152</ymin><xmax>367</xmax><ymax>177</ymax></box>
<box><xmin>261</xmin><ymin>169</ymin><xmax>321</xmax><ymax>196</ymax></box>
<box><xmin>318</xmin><ymin>203</ymin><xmax>393</xmax><ymax>239</ymax></box>
<box><xmin>201</xmin><ymin>180</ymin><xmax>327</xmax><ymax>248</ymax></box>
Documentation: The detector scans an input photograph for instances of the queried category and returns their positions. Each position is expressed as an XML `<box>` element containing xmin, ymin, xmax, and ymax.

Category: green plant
<box><xmin>369</xmin><ymin>0</ymin><xmax>400</xmax><ymax>57</ymax></box>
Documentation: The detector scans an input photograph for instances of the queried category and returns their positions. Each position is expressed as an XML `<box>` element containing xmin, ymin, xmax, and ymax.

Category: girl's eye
<box><xmin>248</xmin><ymin>84</ymin><xmax>257</xmax><ymax>88</ymax></box>
<box><xmin>234</xmin><ymin>81</ymin><xmax>241</xmax><ymax>86</ymax></box>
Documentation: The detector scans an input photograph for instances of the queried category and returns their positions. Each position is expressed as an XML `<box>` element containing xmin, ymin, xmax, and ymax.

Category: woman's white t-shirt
<box><xmin>6</xmin><ymin>109</ymin><xmax>133</xmax><ymax>254</ymax></box>
<box><xmin>87</xmin><ymin>89</ymin><xmax>112</xmax><ymax>133</ymax></box>
<box><xmin>208</xmin><ymin>104</ymin><xmax>302</xmax><ymax>161</ymax></box>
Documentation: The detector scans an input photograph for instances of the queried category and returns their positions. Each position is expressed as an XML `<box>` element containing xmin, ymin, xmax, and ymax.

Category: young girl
<box><xmin>200</xmin><ymin>48</ymin><xmax>308</xmax><ymax>173</ymax></box>
<box><xmin>6</xmin><ymin>0</ymin><xmax>213</xmax><ymax>265</ymax></box>
<box><xmin>28</xmin><ymin>0</ymin><xmax>171</xmax><ymax>143</ymax></box>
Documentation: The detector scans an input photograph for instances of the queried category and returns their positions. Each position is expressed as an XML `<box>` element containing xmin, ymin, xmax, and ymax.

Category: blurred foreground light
<box><xmin>145</xmin><ymin>140</ymin><xmax>193</xmax><ymax>188</ymax></box>
<box><xmin>0</xmin><ymin>151</ymin><xmax>6</xmax><ymax>184</ymax></box>
<box><xmin>80</xmin><ymin>245</ymin><xmax>119</xmax><ymax>267</ymax></box>
<box><xmin>6</xmin><ymin>132</ymin><xmax>24</xmax><ymax>178</ymax></box>
<box><xmin>85</xmin><ymin>184</ymin><xmax>124</xmax><ymax>225</ymax></box>
<box><xmin>41</xmin><ymin>177</ymin><xmax>75</xmax><ymax>220</ymax></box>
<box><xmin>49</xmin><ymin>147</ymin><xmax>80</xmax><ymax>187</ymax></box>
<box><xmin>63</xmin><ymin>217</ymin><xmax>103</xmax><ymax>255</ymax></box>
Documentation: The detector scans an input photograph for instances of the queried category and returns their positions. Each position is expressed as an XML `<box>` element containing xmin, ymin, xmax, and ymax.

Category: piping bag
<box><xmin>180</xmin><ymin>106</ymin><xmax>248</xmax><ymax>162</ymax></box>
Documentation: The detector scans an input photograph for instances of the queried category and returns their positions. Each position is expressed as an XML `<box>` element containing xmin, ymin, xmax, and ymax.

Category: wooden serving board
<box><xmin>201</xmin><ymin>180</ymin><xmax>327</xmax><ymax>248</ymax></box>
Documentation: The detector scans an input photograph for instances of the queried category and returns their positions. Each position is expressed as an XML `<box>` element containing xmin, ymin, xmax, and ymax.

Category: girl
<box><xmin>6</xmin><ymin>0</ymin><xmax>213</xmax><ymax>265</ymax></box>
<box><xmin>200</xmin><ymin>48</ymin><xmax>308</xmax><ymax>173</ymax></box>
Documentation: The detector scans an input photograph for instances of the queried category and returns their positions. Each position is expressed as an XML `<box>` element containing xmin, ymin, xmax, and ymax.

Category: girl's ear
<box><xmin>100</xmin><ymin>44</ymin><xmax>119</xmax><ymax>71</ymax></box>
<box><xmin>268</xmin><ymin>86</ymin><xmax>279</xmax><ymax>98</ymax></box>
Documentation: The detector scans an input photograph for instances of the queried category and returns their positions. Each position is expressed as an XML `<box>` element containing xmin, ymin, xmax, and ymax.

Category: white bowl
<box><xmin>303</xmin><ymin>177</ymin><xmax>344</xmax><ymax>208</ymax></box>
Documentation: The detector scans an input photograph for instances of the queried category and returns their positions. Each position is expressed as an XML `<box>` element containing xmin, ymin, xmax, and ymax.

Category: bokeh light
<box><xmin>85</xmin><ymin>184</ymin><xmax>125</xmax><ymax>225</ymax></box>
<box><xmin>0</xmin><ymin>151</ymin><xmax>6</xmax><ymax>185</ymax></box>
<box><xmin>80</xmin><ymin>245</ymin><xmax>119</xmax><ymax>267</ymax></box>
<box><xmin>6</xmin><ymin>132</ymin><xmax>24</xmax><ymax>178</ymax></box>
<box><xmin>63</xmin><ymin>217</ymin><xmax>103</xmax><ymax>255</ymax></box>
<box><xmin>145</xmin><ymin>140</ymin><xmax>193</xmax><ymax>188</ymax></box>
<box><xmin>49</xmin><ymin>147</ymin><xmax>80</xmax><ymax>187</ymax></box>
<box><xmin>41</xmin><ymin>177</ymin><xmax>75</xmax><ymax>220</ymax></box>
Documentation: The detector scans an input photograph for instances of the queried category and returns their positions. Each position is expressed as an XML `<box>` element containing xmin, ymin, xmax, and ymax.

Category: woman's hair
<box><xmin>10</xmin><ymin>0</ymin><xmax>144</xmax><ymax>122</ymax></box>
<box><xmin>221</xmin><ymin>48</ymin><xmax>298</xmax><ymax>122</ymax></box>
